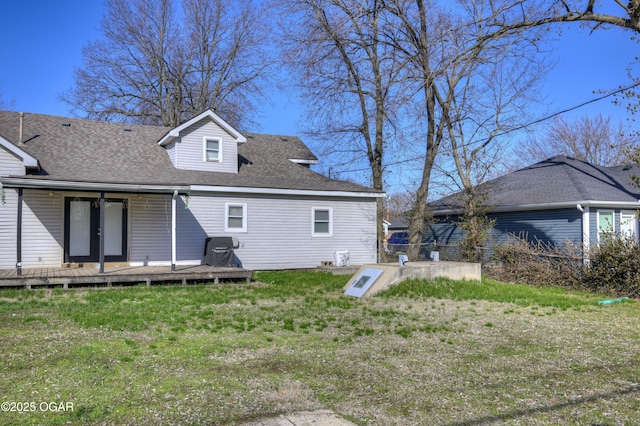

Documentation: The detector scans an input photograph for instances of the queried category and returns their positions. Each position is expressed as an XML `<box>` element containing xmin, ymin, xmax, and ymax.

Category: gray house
<box><xmin>426</xmin><ymin>156</ymin><xmax>640</xmax><ymax>258</ymax></box>
<box><xmin>0</xmin><ymin>110</ymin><xmax>383</xmax><ymax>272</ymax></box>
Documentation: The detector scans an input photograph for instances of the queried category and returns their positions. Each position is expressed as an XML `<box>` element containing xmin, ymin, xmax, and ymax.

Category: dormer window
<box><xmin>204</xmin><ymin>137</ymin><xmax>221</xmax><ymax>162</ymax></box>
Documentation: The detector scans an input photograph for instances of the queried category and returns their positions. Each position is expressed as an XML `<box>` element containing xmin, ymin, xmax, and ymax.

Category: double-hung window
<box><xmin>312</xmin><ymin>207</ymin><xmax>333</xmax><ymax>237</ymax></box>
<box><xmin>620</xmin><ymin>210</ymin><xmax>638</xmax><ymax>240</ymax></box>
<box><xmin>204</xmin><ymin>137</ymin><xmax>221</xmax><ymax>162</ymax></box>
<box><xmin>597</xmin><ymin>210</ymin><xmax>615</xmax><ymax>244</ymax></box>
<box><xmin>225</xmin><ymin>203</ymin><xmax>247</xmax><ymax>232</ymax></box>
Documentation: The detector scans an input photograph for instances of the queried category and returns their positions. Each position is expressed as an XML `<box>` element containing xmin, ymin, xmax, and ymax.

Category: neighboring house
<box><xmin>0</xmin><ymin>110</ymin><xmax>383</xmax><ymax>272</ymax></box>
<box><xmin>387</xmin><ymin>217</ymin><xmax>409</xmax><ymax>234</ymax></box>
<box><xmin>425</xmin><ymin>156</ymin><xmax>640</xmax><ymax>259</ymax></box>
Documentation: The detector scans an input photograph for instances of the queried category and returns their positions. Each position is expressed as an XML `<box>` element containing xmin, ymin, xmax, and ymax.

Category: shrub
<box><xmin>489</xmin><ymin>235</ymin><xmax>582</xmax><ymax>288</ymax></box>
<box><xmin>582</xmin><ymin>236</ymin><xmax>640</xmax><ymax>298</ymax></box>
<box><xmin>490</xmin><ymin>234</ymin><xmax>640</xmax><ymax>298</ymax></box>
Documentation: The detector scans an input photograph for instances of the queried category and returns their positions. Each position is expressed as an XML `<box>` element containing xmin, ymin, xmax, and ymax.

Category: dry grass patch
<box><xmin>0</xmin><ymin>272</ymin><xmax>638</xmax><ymax>425</ymax></box>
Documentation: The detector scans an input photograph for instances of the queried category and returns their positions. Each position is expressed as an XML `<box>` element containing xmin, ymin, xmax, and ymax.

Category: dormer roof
<box><xmin>158</xmin><ymin>110</ymin><xmax>246</xmax><ymax>146</ymax></box>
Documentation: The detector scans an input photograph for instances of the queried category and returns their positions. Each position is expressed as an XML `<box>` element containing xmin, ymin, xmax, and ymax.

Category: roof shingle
<box><xmin>430</xmin><ymin>155</ymin><xmax>640</xmax><ymax>211</ymax></box>
<box><xmin>0</xmin><ymin>111</ymin><xmax>378</xmax><ymax>194</ymax></box>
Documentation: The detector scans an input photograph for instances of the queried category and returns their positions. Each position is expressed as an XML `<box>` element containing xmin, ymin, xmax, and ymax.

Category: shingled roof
<box><xmin>430</xmin><ymin>155</ymin><xmax>640</xmax><ymax>213</ymax></box>
<box><xmin>0</xmin><ymin>111</ymin><xmax>379</xmax><ymax>195</ymax></box>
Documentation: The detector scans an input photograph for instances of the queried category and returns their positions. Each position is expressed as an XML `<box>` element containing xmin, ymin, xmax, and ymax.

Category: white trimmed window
<box><xmin>597</xmin><ymin>210</ymin><xmax>615</xmax><ymax>244</ymax></box>
<box><xmin>225</xmin><ymin>203</ymin><xmax>247</xmax><ymax>232</ymax></box>
<box><xmin>204</xmin><ymin>137</ymin><xmax>221</xmax><ymax>162</ymax></box>
<box><xmin>312</xmin><ymin>207</ymin><xmax>333</xmax><ymax>237</ymax></box>
<box><xmin>620</xmin><ymin>210</ymin><xmax>638</xmax><ymax>240</ymax></box>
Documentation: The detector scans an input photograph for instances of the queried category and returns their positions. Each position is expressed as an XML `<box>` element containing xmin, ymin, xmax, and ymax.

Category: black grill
<box><xmin>204</xmin><ymin>237</ymin><xmax>235</xmax><ymax>267</ymax></box>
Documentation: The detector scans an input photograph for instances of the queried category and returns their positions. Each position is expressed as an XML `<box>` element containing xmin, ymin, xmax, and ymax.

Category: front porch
<box><xmin>0</xmin><ymin>264</ymin><xmax>253</xmax><ymax>289</ymax></box>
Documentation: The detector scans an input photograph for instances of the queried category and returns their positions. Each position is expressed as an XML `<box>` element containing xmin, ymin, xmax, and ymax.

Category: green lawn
<box><xmin>0</xmin><ymin>271</ymin><xmax>638</xmax><ymax>425</ymax></box>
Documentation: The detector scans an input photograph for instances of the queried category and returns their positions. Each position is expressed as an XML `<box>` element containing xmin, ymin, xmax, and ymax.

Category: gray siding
<box><xmin>173</xmin><ymin>119</ymin><xmax>238</xmax><ymax>173</ymax></box>
<box><xmin>0</xmin><ymin>146</ymin><xmax>25</xmax><ymax>176</ymax></box>
<box><xmin>130</xmin><ymin>194</ymin><xmax>172</xmax><ymax>265</ymax></box>
<box><xmin>0</xmin><ymin>148</ymin><xmax>25</xmax><ymax>269</ymax></box>
<box><xmin>21</xmin><ymin>190</ymin><xmax>63</xmax><ymax>267</ymax></box>
<box><xmin>2</xmin><ymin>188</ymin><xmax>377</xmax><ymax>271</ymax></box>
<box><xmin>0</xmin><ymin>189</ymin><xmax>63</xmax><ymax>269</ymax></box>
<box><xmin>490</xmin><ymin>209</ymin><xmax>582</xmax><ymax>246</ymax></box>
<box><xmin>426</xmin><ymin>208</ymin><xmax>583</xmax><ymax>259</ymax></box>
<box><xmin>425</xmin><ymin>220</ymin><xmax>465</xmax><ymax>246</ymax></box>
<box><xmin>177</xmin><ymin>192</ymin><xmax>378</xmax><ymax>270</ymax></box>
<box><xmin>0</xmin><ymin>187</ymin><xmax>18</xmax><ymax>269</ymax></box>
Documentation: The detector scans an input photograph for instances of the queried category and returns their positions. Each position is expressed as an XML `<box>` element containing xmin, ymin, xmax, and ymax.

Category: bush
<box><xmin>489</xmin><ymin>235</ymin><xmax>583</xmax><ymax>288</ymax></box>
<box><xmin>582</xmin><ymin>236</ymin><xmax>640</xmax><ymax>298</ymax></box>
<box><xmin>490</xmin><ymin>234</ymin><xmax>640</xmax><ymax>298</ymax></box>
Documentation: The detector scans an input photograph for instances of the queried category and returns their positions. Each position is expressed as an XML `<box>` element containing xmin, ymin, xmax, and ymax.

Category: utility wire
<box><xmin>331</xmin><ymin>81</ymin><xmax>640</xmax><ymax>175</ymax></box>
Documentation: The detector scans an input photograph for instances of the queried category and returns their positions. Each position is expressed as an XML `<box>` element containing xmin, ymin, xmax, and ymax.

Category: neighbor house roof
<box><xmin>0</xmin><ymin>111</ymin><xmax>380</xmax><ymax>196</ymax></box>
<box><xmin>430</xmin><ymin>155</ymin><xmax>640</xmax><ymax>213</ymax></box>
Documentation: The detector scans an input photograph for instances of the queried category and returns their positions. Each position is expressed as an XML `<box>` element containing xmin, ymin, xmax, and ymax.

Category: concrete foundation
<box><xmin>342</xmin><ymin>261</ymin><xmax>481</xmax><ymax>299</ymax></box>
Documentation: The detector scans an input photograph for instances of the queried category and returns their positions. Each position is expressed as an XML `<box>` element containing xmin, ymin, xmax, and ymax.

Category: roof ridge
<box><xmin>559</xmin><ymin>158</ymin><xmax>591</xmax><ymax>200</ymax></box>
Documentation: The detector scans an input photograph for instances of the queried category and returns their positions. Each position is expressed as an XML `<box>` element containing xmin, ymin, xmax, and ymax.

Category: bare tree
<box><xmin>380</xmin><ymin>0</ymin><xmax>549</xmax><ymax>260</ymax></box>
<box><xmin>386</xmin><ymin>191</ymin><xmax>413</xmax><ymax>220</ymax></box>
<box><xmin>480</xmin><ymin>1</ymin><xmax>640</xmax><ymax>35</ymax></box>
<box><xmin>279</xmin><ymin>0</ymin><xmax>407</xmax><ymax>258</ymax></box>
<box><xmin>381</xmin><ymin>0</ymin><xmax>640</xmax><ymax>261</ymax></box>
<box><xmin>62</xmin><ymin>0</ymin><xmax>273</xmax><ymax>128</ymax></box>
<box><xmin>516</xmin><ymin>114</ymin><xmax>637</xmax><ymax>167</ymax></box>
<box><xmin>0</xmin><ymin>83</ymin><xmax>15</xmax><ymax>110</ymax></box>
<box><xmin>279</xmin><ymin>0</ymin><xmax>640</xmax><ymax>263</ymax></box>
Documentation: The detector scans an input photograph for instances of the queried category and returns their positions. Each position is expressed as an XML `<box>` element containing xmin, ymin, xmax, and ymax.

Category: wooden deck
<box><xmin>0</xmin><ymin>264</ymin><xmax>253</xmax><ymax>289</ymax></box>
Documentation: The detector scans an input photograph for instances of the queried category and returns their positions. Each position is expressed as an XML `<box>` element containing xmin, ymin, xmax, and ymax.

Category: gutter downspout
<box><xmin>577</xmin><ymin>203</ymin><xmax>590</xmax><ymax>265</ymax></box>
<box><xmin>171</xmin><ymin>190</ymin><xmax>178</xmax><ymax>271</ymax></box>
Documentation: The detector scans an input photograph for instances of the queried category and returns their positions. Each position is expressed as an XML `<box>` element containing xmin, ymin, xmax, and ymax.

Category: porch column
<box><xmin>16</xmin><ymin>188</ymin><xmax>23</xmax><ymax>277</ymax></box>
<box><xmin>171</xmin><ymin>190</ymin><xmax>178</xmax><ymax>271</ymax></box>
<box><xmin>99</xmin><ymin>192</ymin><xmax>105</xmax><ymax>273</ymax></box>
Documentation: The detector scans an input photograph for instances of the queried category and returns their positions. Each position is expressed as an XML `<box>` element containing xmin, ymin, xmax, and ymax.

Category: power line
<box><xmin>330</xmin><ymin>81</ymin><xmax>640</xmax><ymax>175</ymax></box>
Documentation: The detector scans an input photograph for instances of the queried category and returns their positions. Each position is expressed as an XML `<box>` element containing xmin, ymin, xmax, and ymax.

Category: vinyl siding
<box><xmin>0</xmin><ymin>187</ymin><xmax>18</xmax><ymax>269</ymax></box>
<box><xmin>425</xmin><ymin>220</ymin><xmax>465</xmax><ymax>245</ymax></box>
<box><xmin>2</xmin><ymin>189</ymin><xmax>377</xmax><ymax>271</ymax></box>
<box><xmin>130</xmin><ymin>194</ymin><xmax>172</xmax><ymax>265</ymax></box>
<box><xmin>21</xmin><ymin>190</ymin><xmax>63</xmax><ymax>267</ymax></box>
<box><xmin>0</xmin><ymin>146</ymin><xmax>26</xmax><ymax>176</ymax></box>
<box><xmin>426</xmin><ymin>208</ymin><xmax>583</xmax><ymax>260</ymax></box>
<box><xmin>173</xmin><ymin>119</ymin><xmax>238</xmax><ymax>173</ymax></box>
<box><xmin>176</xmin><ymin>193</ymin><xmax>378</xmax><ymax>269</ymax></box>
<box><xmin>0</xmin><ymin>148</ymin><xmax>25</xmax><ymax>269</ymax></box>
<box><xmin>490</xmin><ymin>209</ymin><xmax>582</xmax><ymax>246</ymax></box>
<box><xmin>0</xmin><ymin>189</ymin><xmax>63</xmax><ymax>269</ymax></box>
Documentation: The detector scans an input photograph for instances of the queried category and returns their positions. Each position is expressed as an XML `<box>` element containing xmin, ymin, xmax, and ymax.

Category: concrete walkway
<box><xmin>239</xmin><ymin>409</ymin><xmax>356</xmax><ymax>425</ymax></box>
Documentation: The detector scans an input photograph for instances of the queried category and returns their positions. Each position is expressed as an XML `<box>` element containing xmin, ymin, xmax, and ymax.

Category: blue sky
<box><xmin>0</xmin><ymin>1</ymin><xmax>638</xmax><ymax>186</ymax></box>
<box><xmin>0</xmin><ymin>0</ymin><xmax>302</xmax><ymax>135</ymax></box>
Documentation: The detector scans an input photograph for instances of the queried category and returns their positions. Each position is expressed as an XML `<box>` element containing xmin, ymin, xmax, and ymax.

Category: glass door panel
<box><xmin>69</xmin><ymin>201</ymin><xmax>91</xmax><ymax>256</ymax></box>
<box><xmin>104</xmin><ymin>202</ymin><xmax>123</xmax><ymax>256</ymax></box>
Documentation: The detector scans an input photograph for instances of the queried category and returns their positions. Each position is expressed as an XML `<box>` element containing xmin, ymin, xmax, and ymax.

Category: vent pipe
<box><xmin>18</xmin><ymin>112</ymin><xmax>24</xmax><ymax>145</ymax></box>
